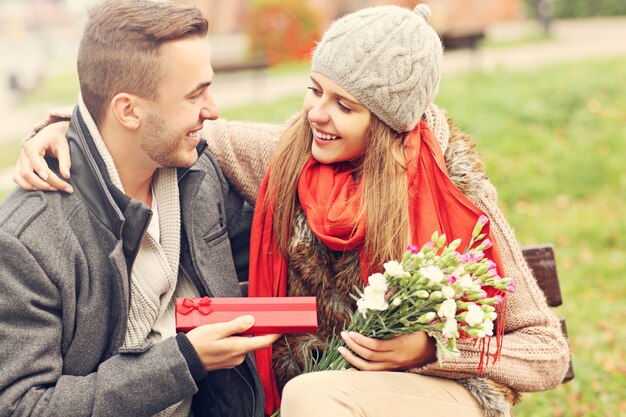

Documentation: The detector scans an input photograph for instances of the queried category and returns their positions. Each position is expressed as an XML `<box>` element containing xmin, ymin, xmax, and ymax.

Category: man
<box><xmin>0</xmin><ymin>1</ymin><xmax>276</xmax><ymax>416</ymax></box>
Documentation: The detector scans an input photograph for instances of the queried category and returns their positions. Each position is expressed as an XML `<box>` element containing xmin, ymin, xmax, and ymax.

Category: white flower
<box><xmin>420</xmin><ymin>265</ymin><xmax>444</xmax><ymax>283</ymax></box>
<box><xmin>473</xmin><ymin>328</ymin><xmax>487</xmax><ymax>338</ymax></box>
<box><xmin>383</xmin><ymin>261</ymin><xmax>405</xmax><ymax>278</ymax></box>
<box><xmin>418</xmin><ymin>311</ymin><xmax>437</xmax><ymax>323</ymax></box>
<box><xmin>437</xmin><ymin>299</ymin><xmax>457</xmax><ymax>319</ymax></box>
<box><xmin>457</xmin><ymin>274</ymin><xmax>475</xmax><ymax>289</ymax></box>
<box><xmin>482</xmin><ymin>319</ymin><xmax>494</xmax><ymax>336</ymax></box>
<box><xmin>356</xmin><ymin>285</ymin><xmax>389</xmax><ymax>318</ymax></box>
<box><xmin>442</xmin><ymin>318</ymin><xmax>459</xmax><ymax>338</ymax></box>
<box><xmin>363</xmin><ymin>286</ymin><xmax>382</xmax><ymax>300</ymax></box>
<box><xmin>356</xmin><ymin>295</ymin><xmax>388</xmax><ymax>318</ymax></box>
<box><xmin>365</xmin><ymin>294</ymin><xmax>388</xmax><ymax>312</ymax></box>
<box><xmin>392</xmin><ymin>297</ymin><xmax>402</xmax><ymax>307</ymax></box>
<box><xmin>441</xmin><ymin>285</ymin><xmax>456</xmax><ymax>300</ymax></box>
<box><xmin>367</xmin><ymin>273</ymin><xmax>388</xmax><ymax>292</ymax></box>
<box><xmin>357</xmin><ymin>298</ymin><xmax>368</xmax><ymax>318</ymax></box>
<box><xmin>465</xmin><ymin>303</ymin><xmax>485</xmax><ymax>326</ymax></box>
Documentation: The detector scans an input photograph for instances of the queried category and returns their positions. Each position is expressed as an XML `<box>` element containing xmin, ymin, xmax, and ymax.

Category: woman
<box><xmin>15</xmin><ymin>5</ymin><xmax>569</xmax><ymax>417</ymax></box>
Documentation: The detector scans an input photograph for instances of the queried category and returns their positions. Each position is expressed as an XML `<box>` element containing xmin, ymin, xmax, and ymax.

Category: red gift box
<box><xmin>175</xmin><ymin>296</ymin><xmax>318</xmax><ymax>335</ymax></box>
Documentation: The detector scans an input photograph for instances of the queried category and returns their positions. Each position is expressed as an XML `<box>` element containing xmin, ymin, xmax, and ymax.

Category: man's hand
<box><xmin>14</xmin><ymin>121</ymin><xmax>73</xmax><ymax>193</ymax></box>
<box><xmin>186</xmin><ymin>315</ymin><xmax>280</xmax><ymax>371</ymax></box>
<box><xmin>337</xmin><ymin>330</ymin><xmax>436</xmax><ymax>371</ymax></box>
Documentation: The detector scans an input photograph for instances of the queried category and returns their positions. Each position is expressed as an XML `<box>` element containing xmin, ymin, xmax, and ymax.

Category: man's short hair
<box><xmin>77</xmin><ymin>0</ymin><xmax>208</xmax><ymax>126</ymax></box>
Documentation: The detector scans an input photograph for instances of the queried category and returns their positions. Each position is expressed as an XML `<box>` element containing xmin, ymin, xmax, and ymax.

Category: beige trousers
<box><xmin>280</xmin><ymin>371</ymin><xmax>485</xmax><ymax>417</ymax></box>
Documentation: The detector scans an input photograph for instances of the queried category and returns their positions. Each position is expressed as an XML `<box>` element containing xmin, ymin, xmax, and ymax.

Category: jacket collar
<box><xmin>62</xmin><ymin>106</ymin><xmax>127</xmax><ymax>239</ymax></box>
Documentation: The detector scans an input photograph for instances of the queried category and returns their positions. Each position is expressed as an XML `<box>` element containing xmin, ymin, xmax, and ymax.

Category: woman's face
<box><xmin>303</xmin><ymin>72</ymin><xmax>371</xmax><ymax>165</ymax></box>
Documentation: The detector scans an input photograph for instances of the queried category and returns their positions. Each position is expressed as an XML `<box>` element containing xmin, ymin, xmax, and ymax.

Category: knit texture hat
<box><xmin>311</xmin><ymin>4</ymin><xmax>443</xmax><ymax>133</ymax></box>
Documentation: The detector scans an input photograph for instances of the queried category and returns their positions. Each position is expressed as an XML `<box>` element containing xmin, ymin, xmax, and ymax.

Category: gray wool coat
<box><xmin>0</xmin><ymin>107</ymin><xmax>264</xmax><ymax>417</ymax></box>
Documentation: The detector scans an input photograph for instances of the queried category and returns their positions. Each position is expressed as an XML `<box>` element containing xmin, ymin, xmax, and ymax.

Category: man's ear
<box><xmin>110</xmin><ymin>93</ymin><xmax>141</xmax><ymax>130</ymax></box>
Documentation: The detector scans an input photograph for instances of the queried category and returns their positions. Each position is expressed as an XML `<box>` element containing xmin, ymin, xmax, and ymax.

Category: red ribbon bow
<box><xmin>178</xmin><ymin>297</ymin><xmax>213</xmax><ymax>315</ymax></box>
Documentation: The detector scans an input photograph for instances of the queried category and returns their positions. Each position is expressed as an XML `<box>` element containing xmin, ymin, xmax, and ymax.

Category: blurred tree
<box><xmin>247</xmin><ymin>0</ymin><xmax>322</xmax><ymax>64</ymax></box>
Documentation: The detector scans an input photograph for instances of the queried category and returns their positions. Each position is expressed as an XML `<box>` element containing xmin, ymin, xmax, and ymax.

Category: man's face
<box><xmin>139</xmin><ymin>36</ymin><xmax>218</xmax><ymax>169</ymax></box>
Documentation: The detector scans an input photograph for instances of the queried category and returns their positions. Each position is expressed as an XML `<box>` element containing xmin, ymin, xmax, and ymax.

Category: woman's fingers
<box><xmin>15</xmin><ymin>120</ymin><xmax>73</xmax><ymax>191</ymax></box>
<box><xmin>13</xmin><ymin>161</ymin><xmax>37</xmax><ymax>191</ymax></box>
<box><xmin>50</xmin><ymin>140</ymin><xmax>72</xmax><ymax>179</ymax></box>
<box><xmin>14</xmin><ymin>157</ymin><xmax>49</xmax><ymax>190</ymax></box>
<box><xmin>337</xmin><ymin>346</ymin><xmax>391</xmax><ymax>371</ymax></box>
<box><xmin>18</xmin><ymin>141</ymin><xmax>73</xmax><ymax>192</ymax></box>
<box><xmin>39</xmin><ymin>170</ymin><xmax>73</xmax><ymax>192</ymax></box>
<box><xmin>14</xmin><ymin>157</ymin><xmax>72</xmax><ymax>192</ymax></box>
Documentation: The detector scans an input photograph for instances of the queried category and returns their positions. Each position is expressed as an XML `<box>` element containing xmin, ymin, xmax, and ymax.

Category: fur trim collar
<box><xmin>458</xmin><ymin>377</ymin><xmax>521</xmax><ymax>417</ymax></box>
<box><xmin>444</xmin><ymin>117</ymin><xmax>490</xmax><ymax>201</ymax></box>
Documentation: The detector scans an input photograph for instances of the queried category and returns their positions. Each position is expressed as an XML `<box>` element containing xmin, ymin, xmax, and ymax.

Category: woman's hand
<box><xmin>338</xmin><ymin>330</ymin><xmax>437</xmax><ymax>371</ymax></box>
<box><xmin>13</xmin><ymin>121</ymin><xmax>73</xmax><ymax>193</ymax></box>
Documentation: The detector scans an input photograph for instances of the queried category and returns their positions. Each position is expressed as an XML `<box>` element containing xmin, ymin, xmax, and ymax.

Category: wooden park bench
<box><xmin>441</xmin><ymin>30</ymin><xmax>485</xmax><ymax>51</ymax></box>
<box><xmin>521</xmin><ymin>243</ymin><xmax>575</xmax><ymax>383</ymax></box>
<box><xmin>212</xmin><ymin>58</ymin><xmax>269</xmax><ymax>74</ymax></box>
<box><xmin>238</xmin><ymin>243</ymin><xmax>574</xmax><ymax>384</ymax></box>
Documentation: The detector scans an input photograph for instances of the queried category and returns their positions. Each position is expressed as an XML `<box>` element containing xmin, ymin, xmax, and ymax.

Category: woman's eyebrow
<box><xmin>309</xmin><ymin>76</ymin><xmax>321</xmax><ymax>87</ymax></box>
<box><xmin>310</xmin><ymin>75</ymin><xmax>363</xmax><ymax>108</ymax></box>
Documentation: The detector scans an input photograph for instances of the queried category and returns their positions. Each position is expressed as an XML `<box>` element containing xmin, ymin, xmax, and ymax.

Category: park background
<box><xmin>1</xmin><ymin>1</ymin><xmax>625</xmax><ymax>416</ymax></box>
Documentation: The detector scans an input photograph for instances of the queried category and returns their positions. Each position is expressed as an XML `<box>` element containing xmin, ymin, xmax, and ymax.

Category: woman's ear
<box><xmin>110</xmin><ymin>93</ymin><xmax>141</xmax><ymax>130</ymax></box>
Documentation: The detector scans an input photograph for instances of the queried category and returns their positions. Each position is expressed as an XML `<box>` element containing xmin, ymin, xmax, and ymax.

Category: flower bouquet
<box><xmin>305</xmin><ymin>215</ymin><xmax>515</xmax><ymax>373</ymax></box>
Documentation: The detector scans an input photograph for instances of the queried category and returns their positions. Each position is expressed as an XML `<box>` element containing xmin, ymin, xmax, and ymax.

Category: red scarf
<box><xmin>249</xmin><ymin>120</ymin><xmax>505</xmax><ymax>415</ymax></box>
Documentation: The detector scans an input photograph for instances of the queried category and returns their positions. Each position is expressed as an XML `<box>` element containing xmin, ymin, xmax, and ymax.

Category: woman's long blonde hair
<box><xmin>266</xmin><ymin>111</ymin><xmax>412</xmax><ymax>270</ymax></box>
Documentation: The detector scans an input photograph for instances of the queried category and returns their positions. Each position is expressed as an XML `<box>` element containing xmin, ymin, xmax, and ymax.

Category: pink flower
<box><xmin>447</xmin><ymin>275</ymin><xmax>458</xmax><ymax>284</ymax></box>
<box><xmin>462</xmin><ymin>251</ymin><xmax>484</xmax><ymax>263</ymax></box>
<box><xmin>487</xmin><ymin>260</ymin><xmax>497</xmax><ymax>270</ymax></box>
<box><xmin>480</xmin><ymin>239</ymin><xmax>493</xmax><ymax>250</ymax></box>
<box><xmin>460</xmin><ymin>253</ymin><xmax>475</xmax><ymax>263</ymax></box>
<box><xmin>494</xmin><ymin>295</ymin><xmax>504</xmax><ymax>305</ymax></box>
<box><xmin>423</xmin><ymin>242</ymin><xmax>435</xmax><ymax>250</ymax></box>
<box><xmin>507</xmin><ymin>281</ymin><xmax>517</xmax><ymax>293</ymax></box>
<box><xmin>407</xmin><ymin>244</ymin><xmax>420</xmax><ymax>254</ymax></box>
<box><xmin>472</xmin><ymin>215</ymin><xmax>490</xmax><ymax>236</ymax></box>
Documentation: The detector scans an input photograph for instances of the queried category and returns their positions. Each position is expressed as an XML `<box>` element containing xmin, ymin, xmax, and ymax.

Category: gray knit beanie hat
<box><xmin>311</xmin><ymin>4</ymin><xmax>443</xmax><ymax>133</ymax></box>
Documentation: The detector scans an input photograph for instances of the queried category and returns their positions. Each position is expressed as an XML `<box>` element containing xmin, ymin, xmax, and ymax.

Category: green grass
<box><xmin>267</xmin><ymin>60</ymin><xmax>310</xmax><ymax>76</ymax></box>
<box><xmin>5</xmin><ymin>57</ymin><xmax>626</xmax><ymax>416</ymax></box>
<box><xmin>0</xmin><ymin>140</ymin><xmax>21</xmax><ymax>171</ymax></box>
<box><xmin>18</xmin><ymin>71</ymin><xmax>79</xmax><ymax>108</ymax></box>
<box><xmin>222</xmin><ymin>58</ymin><xmax>626</xmax><ymax>416</ymax></box>
<box><xmin>0</xmin><ymin>140</ymin><xmax>21</xmax><ymax>202</ymax></box>
<box><xmin>482</xmin><ymin>33</ymin><xmax>553</xmax><ymax>48</ymax></box>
